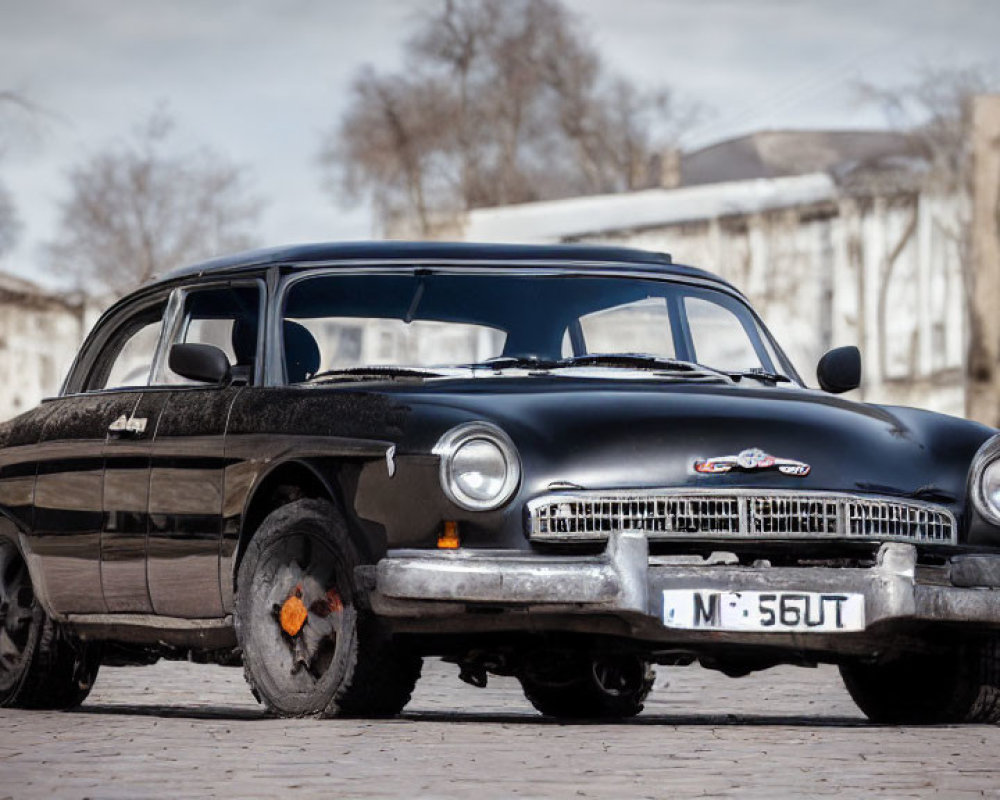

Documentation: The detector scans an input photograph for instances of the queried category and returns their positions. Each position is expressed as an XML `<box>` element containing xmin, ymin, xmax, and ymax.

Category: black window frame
<box><xmin>152</xmin><ymin>279</ymin><xmax>267</xmax><ymax>389</ymax></box>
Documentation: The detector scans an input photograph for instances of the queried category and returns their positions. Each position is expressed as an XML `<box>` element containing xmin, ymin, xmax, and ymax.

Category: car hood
<box><xmin>380</xmin><ymin>376</ymin><xmax>995</xmax><ymax>503</ymax></box>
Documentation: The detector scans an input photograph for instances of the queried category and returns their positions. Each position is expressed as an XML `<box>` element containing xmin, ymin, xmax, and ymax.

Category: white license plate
<box><xmin>661</xmin><ymin>589</ymin><xmax>865</xmax><ymax>633</ymax></box>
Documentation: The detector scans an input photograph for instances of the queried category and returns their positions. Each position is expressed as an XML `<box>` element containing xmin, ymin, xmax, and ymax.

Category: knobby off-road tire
<box><xmin>0</xmin><ymin>539</ymin><xmax>100</xmax><ymax>709</ymax></box>
<box><xmin>840</xmin><ymin>639</ymin><xmax>1000</xmax><ymax>724</ymax></box>
<box><xmin>520</xmin><ymin>653</ymin><xmax>655</xmax><ymax>719</ymax></box>
<box><xmin>234</xmin><ymin>498</ymin><xmax>422</xmax><ymax>718</ymax></box>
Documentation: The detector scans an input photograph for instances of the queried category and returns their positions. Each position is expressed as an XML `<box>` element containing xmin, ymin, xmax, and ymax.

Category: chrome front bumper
<box><xmin>367</xmin><ymin>531</ymin><xmax>1000</xmax><ymax>637</ymax></box>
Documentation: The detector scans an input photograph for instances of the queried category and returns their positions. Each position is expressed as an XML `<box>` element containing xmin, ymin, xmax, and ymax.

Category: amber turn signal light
<box><xmin>438</xmin><ymin>521</ymin><xmax>460</xmax><ymax>549</ymax></box>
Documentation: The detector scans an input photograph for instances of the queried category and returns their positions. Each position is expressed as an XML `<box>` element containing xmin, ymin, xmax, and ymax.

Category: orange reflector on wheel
<box><xmin>280</xmin><ymin>595</ymin><xmax>308</xmax><ymax>636</ymax></box>
<box><xmin>324</xmin><ymin>588</ymin><xmax>343</xmax><ymax>614</ymax></box>
<box><xmin>438</xmin><ymin>521</ymin><xmax>460</xmax><ymax>549</ymax></box>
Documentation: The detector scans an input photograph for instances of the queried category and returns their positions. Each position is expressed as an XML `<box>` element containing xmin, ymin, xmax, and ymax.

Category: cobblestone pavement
<box><xmin>2</xmin><ymin>658</ymin><xmax>1000</xmax><ymax>799</ymax></box>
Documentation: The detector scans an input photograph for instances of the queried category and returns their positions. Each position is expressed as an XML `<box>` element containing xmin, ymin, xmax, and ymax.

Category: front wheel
<box><xmin>234</xmin><ymin>498</ymin><xmax>422</xmax><ymax>718</ymax></box>
<box><xmin>0</xmin><ymin>540</ymin><xmax>100</xmax><ymax>709</ymax></box>
<box><xmin>519</xmin><ymin>651</ymin><xmax>655</xmax><ymax>719</ymax></box>
<box><xmin>840</xmin><ymin>639</ymin><xmax>1000</xmax><ymax>724</ymax></box>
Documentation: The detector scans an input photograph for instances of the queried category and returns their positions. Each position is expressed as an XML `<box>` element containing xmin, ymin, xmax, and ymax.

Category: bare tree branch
<box><xmin>320</xmin><ymin>0</ymin><xmax>699</xmax><ymax>234</ymax></box>
<box><xmin>857</xmin><ymin>64</ymin><xmax>1000</xmax><ymax>422</ymax></box>
<box><xmin>46</xmin><ymin>110</ymin><xmax>265</xmax><ymax>295</ymax></box>
<box><xmin>855</xmin><ymin>65</ymin><xmax>996</xmax><ymax>191</ymax></box>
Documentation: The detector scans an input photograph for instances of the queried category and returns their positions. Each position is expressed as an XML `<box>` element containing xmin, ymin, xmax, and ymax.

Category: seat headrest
<box><xmin>231</xmin><ymin>317</ymin><xmax>259</xmax><ymax>365</ymax></box>
<box><xmin>284</xmin><ymin>321</ymin><xmax>321</xmax><ymax>383</ymax></box>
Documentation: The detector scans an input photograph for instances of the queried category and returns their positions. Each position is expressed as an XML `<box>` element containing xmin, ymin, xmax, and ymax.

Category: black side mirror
<box><xmin>169</xmin><ymin>343</ymin><xmax>232</xmax><ymax>384</ymax></box>
<box><xmin>817</xmin><ymin>346</ymin><xmax>861</xmax><ymax>393</ymax></box>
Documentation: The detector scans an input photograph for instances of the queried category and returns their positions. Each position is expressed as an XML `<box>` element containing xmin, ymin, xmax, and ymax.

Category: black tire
<box><xmin>840</xmin><ymin>639</ymin><xmax>1000</xmax><ymax>724</ymax></box>
<box><xmin>519</xmin><ymin>652</ymin><xmax>655</xmax><ymax>719</ymax></box>
<box><xmin>0</xmin><ymin>539</ymin><xmax>100</xmax><ymax>710</ymax></box>
<box><xmin>234</xmin><ymin>498</ymin><xmax>422</xmax><ymax>718</ymax></box>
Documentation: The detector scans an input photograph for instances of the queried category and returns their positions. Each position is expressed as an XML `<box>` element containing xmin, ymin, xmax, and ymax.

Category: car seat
<box><xmin>284</xmin><ymin>321</ymin><xmax>321</xmax><ymax>383</ymax></box>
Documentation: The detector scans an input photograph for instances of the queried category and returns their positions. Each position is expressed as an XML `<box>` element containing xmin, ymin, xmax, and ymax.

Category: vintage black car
<box><xmin>2</xmin><ymin>241</ymin><xmax>1000</xmax><ymax>722</ymax></box>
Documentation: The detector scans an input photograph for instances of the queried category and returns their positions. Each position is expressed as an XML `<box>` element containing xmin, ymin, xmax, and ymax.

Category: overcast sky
<box><xmin>2</xmin><ymin>0</ymin><xmax>998</xmax><ymax>287</ymax></box>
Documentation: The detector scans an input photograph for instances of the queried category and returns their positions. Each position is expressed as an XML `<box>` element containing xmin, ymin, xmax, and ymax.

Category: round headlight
<box><xmin>971</xmin><ymin>435</ymin><xmax>1000</xmax><ymax>526</ymax></box>
<box><xmin>983</xmin><ymin>461</ymin><xmax>1000</xmax><ymax>517</ymax></box>
<box><xmin>434</xmin><ymin>423</ymin><xmax>520</xmax><ymax>511</ymax></box>
<box><xmin>976</xmin><ymin>457</ymin><xmax>1000</xmax><ymax>525</ymax></box>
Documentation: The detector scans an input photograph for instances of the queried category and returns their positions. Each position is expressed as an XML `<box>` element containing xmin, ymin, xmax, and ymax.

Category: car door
<box><xmin>101</xmin><ymin>387</ymin><xmax>171</xmax><ymax>614</ymax></box>
<box><xmin>145</xmin><ymin>281</ymin><xmax>264</xmax><ymax>619</ymax></box>
<box><xmin>26</xmin><ymin>294</ymin><xmax>169</xmax><ymax>616</ymax></box>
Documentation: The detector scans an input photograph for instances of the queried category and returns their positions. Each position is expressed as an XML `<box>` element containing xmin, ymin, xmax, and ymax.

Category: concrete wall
<box><xmin>0</xmin><ymin>283</ymin><xmax>101</xmax><ymax>422</ymax></box>
<box><xmin>965</xmin><ymin>95</ymin><xmax>1000</xmax><ymax>427</ymax></box>
<box><xmin>575</xmin><ymin>188</ymin><xmax>967</xmax><ymax>416</ymax></box>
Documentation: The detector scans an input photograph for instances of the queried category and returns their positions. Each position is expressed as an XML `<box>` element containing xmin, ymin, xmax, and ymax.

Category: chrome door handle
<box><xmin>108</xmin><ymin>415</ymin><xmax>148</xmax><ymax>437</ymax></box>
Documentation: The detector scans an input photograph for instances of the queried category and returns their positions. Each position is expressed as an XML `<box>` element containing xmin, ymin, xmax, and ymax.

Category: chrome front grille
<box><xmin>748</xmin><ymin>496</ymin><xmax>840</xmax><ymax>536</ymax></box>
<box><xmin>845</xmin><ymin>499</ymin><xmax>954</xmax><ymax>543</ymax></box>
<box><xmin>527</xmin><ymin>489</ymin><xmax>956</xmax><ymax>545</ymax></box>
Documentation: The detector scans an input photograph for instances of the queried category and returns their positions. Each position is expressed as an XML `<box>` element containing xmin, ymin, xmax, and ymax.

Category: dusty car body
<box><xmin>2</xmin><ymin>241</ymin><xmax>1000</xmax><ymax>722</ymax></box>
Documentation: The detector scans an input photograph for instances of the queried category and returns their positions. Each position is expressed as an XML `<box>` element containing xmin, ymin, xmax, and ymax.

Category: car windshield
<box><xmin>281</xmin><ymin>272</ymin><xmax>795</xmax><ymax>383</ymax></box>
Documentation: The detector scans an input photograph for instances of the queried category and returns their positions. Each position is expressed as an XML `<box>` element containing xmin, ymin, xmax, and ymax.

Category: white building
<box><xmin>454</xmin><ymin>130</ymin><xmax>969</xmax><ymax>416</ymax></box>
<box><xmin>0</xmin><ymin>274</ymin><xmax>100</xmax><ymax>421</ymax></box>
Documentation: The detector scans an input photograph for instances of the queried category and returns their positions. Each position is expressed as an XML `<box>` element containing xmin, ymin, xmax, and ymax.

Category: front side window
<box><xmin>157</xmin><ymin>284</ymin><xmax>262</xmax><ymax>385</ymax></box>
<box><xmin>280</xmin><ymin>273</ymin><xmax>792</xmax><ymax>383</ymax></box>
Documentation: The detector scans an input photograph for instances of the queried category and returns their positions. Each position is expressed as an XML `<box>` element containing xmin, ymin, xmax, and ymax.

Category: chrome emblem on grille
<box><xmin>694</xmin><ymin>448</ymin><xmax>811</xmax><ymax>477</ymax></box>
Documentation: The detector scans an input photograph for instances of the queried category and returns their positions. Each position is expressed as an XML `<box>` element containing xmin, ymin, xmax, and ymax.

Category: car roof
<box><xmin>153</xmin><ymin>241</ymin><xmax>738</xmax><ymax>292</ymax></box>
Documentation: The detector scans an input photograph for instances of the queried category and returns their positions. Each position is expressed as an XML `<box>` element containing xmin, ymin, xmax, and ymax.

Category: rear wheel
<box><xmin>0</xmin><ymin>540</ymin><xmax>100</xmax><ymax>709</ymax></box>
<box><xmin>519</xmin><ymin>651</ymin><xmax>655</xmax><ymax>719</ymax></box>
<box><xmin>840</xmin><ymin>639</ymin><xmax>1000</xmax><ymax>724</ymax></box>
<box><xmin>234</xmin><ymin>498</ymin><xmax>422</xmax><ymax>718</ymax></box>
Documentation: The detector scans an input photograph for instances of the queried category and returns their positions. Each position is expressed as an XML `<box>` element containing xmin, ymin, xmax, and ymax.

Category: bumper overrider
<box><xmin>362</xmin><ymin>530</ymin><xmax>1000</xmax><ymax>653</ymax></box>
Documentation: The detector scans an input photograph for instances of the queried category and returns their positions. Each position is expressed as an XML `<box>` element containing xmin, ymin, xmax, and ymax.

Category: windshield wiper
<box><xmin>724</xmin><ymin>368</ymin><xmax>792</xmax><ymax>385</ymax></box>
<box><xmin>560</xmin><ymin>353</ymin><xmax>735</xmax><ymax>381</ymax></box>
<box><xmin>560</xmin><ymin>353</ymin><xmax>703</xmax><ymax>372</ymax></box>
<box><xmin>473</xmin><ymin>356</ymin><xmax>563</xmax><ymax>370</ymax></box>
<box><xmin>470</xmin><ymin>354</ymin><xmax>790</xmax><ymax>385</ymax></box>
<box><xmin>473</xmin><ymin>353</ymin><xmax>701</xmax><ymax>372</ymax></box>
<box><xmin>303</xmin><ymin>366</ymin><xmax>442</xmax><ymax>384</ymax></box>
<box><xmin>472</xmin><ymin>353</ymin><xmax>732</xmax><ymax>381</ymax></box>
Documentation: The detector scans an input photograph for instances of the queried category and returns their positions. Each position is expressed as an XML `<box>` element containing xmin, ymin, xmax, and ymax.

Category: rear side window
<box><xmin>85</xmin><ymin>305</ymin><xmax>166</xmax><ymax>392</ymax></box>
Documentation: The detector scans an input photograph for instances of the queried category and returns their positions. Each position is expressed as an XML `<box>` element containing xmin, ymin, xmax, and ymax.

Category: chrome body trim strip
<box><xmin>64</xmin><ymin>613</ymin><xmax>233</xmax><ymax>630</ymax></box>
